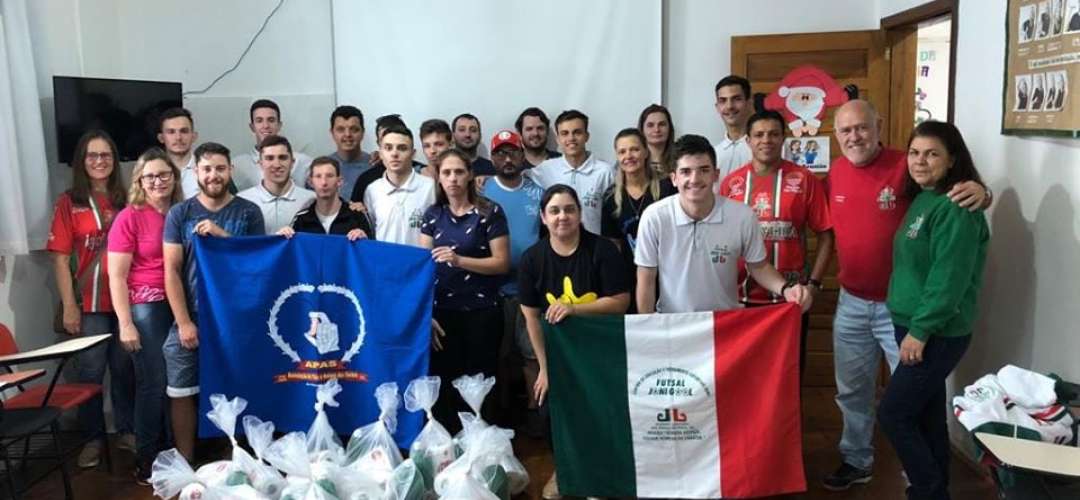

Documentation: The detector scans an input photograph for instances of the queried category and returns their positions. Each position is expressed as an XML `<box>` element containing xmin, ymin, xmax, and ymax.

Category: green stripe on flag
<box><xmin>546</xmin><ymin>314</ymin><xmax>636</xmax><ymax>498</ymax></box>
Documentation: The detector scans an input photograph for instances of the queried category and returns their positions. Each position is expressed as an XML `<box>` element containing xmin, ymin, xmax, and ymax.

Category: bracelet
<box><xmin>780</xmin><ymin>280</ymin><xmax>797</xmax><ymax>296</ymax></box>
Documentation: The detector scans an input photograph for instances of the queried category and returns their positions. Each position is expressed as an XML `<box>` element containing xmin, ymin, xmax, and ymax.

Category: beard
<box><xmin>786</xmin><ymin>94</ymin><xmax>825</xmax><ymax>122</ymax></box>
<box><xmin>198</xmin><ymin>179</ymin><xmax>229</xmax><ymax>199</ymax></box>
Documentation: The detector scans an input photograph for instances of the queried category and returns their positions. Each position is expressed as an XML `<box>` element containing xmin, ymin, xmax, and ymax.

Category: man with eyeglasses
<box><xmin>233</xmin><ymin>99</ymin><xmax>314</xmax><ymax>191</ymax></box>
<box><xmin>238</xmin><ymin>135</ymin><xmax>315</xmax><ymax>233</ymax></box>
<box><xmin>481</xmin><ymin>130</ymin><xmax>546</xmax><ymax>435</ymax></box>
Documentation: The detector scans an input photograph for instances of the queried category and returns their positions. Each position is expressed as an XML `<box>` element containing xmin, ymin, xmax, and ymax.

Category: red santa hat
<box><xmin>774</xmin><ymin>65</ymin><xmax>848</xmax><ymax>104</ymax></box>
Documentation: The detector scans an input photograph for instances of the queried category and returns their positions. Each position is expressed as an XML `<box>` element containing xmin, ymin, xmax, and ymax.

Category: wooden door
<box><xmin>731</xmin><ymin>30</ymin><xmax>890</xmax><ymax>388</ymax></box>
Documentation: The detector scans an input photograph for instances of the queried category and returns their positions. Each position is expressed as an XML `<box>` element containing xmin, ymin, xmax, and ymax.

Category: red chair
<box><xmin>0</xmin><ymin>323</ymin><xmax>113</xmax><ymax>472</ymax></box>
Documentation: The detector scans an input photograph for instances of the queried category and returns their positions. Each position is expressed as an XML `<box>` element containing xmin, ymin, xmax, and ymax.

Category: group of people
<box><xmin>48</xmin><ymin>73</ymin><xmax>990</xmax><ymax>500</ymax></box>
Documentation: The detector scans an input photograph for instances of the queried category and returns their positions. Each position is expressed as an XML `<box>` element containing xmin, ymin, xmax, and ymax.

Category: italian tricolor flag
<box><xmin>545</xmin><ymin>304</ymin><xmax>805</xmax><ymax>499</ymax></box>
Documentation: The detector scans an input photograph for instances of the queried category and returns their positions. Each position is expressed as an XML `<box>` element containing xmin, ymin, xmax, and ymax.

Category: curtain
<box><xmin>0</xmin><ymin>0</ymin><xmax>50</xmax><ymax>255</ymax></box>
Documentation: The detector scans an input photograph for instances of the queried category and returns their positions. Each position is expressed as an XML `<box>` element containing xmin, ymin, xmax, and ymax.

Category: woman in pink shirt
<box><xmin>107</xmin><ymin>147</ymin><xmax>182</xmax><ymax>484</ymax></box>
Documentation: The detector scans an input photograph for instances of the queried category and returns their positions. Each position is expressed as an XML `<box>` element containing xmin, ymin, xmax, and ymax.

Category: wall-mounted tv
<box><xmin>53</xmin><ymin>76</ymin><xmax>182</xmax><ymax>164</ymax></box>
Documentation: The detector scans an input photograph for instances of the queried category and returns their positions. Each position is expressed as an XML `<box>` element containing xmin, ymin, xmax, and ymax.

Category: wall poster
<box><xmin>1003</xmin><ymin>0</ymin><xmax>1079</xmax><ymax>136</ymax></box>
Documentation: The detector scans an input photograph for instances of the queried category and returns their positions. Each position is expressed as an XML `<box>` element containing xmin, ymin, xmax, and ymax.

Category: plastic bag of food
<box><xmin>437</xmin><ymin>473</ymin><xmax>499</xmax><ymax>500</ymax></box>
<box><xmin>382</xmin><ymin>459</ymin><xmax>426</xmax><ymax>500</ymax></box>
<box><xmin>265</xmin><ymin>432</ymin><xmax>340</xmax><ymax>500</ymax></box>
<box><xmin>307</xmin><ymin>378</ymin><xmax>345</xmax><ymax>460</ymax></box>
<box><xmin>344</xmin><ymin>382</ymin><xmax>403</xmax><ymax>485</ymax></box>
<box><xmin>403</xmin><ymin>376</ymin><xmax>457</xmax><ymax>489</ymax></box>
<box><xmin>434</xmin><ymin>425</ymin><xmax>528</xmax><ymax>498</ymax></box>
<box><xmin>150</xmin><ymin>448</ymin><xmax>263</xmax><ymax>500</ymax></box>
<box><xmin>200</xmin><ymin>394</ymin><xmax>256</xmax><ymax>489</ymax></box>
<box><xmin>241</xmin><ymin>415</ymin><xmax>287</xmax><ymax>498</ymax></box>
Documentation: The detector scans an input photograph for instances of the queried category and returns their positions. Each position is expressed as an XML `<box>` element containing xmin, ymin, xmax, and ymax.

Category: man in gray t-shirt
<box><xmin>634</xmin><ymin>134</ymin><xmax>811</xmax><ymax>314</ymax></box>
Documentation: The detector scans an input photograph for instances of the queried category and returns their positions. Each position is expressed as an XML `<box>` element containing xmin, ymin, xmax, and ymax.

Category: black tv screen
<box><xmin>53</xmin><ymin>76</ymin><xmax>182</xmax><ymax>164</ymax></box>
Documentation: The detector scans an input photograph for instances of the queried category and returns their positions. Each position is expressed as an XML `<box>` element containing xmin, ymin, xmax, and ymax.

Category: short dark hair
<box><xmin>515</xmin><ymin>107</ymin><xmax>550</xmax><ymax>134</ymax></box>
<box><xmin>376</xmin><ymin>114</ymin><xmax>406</xmax><ymax>135</ymax></box>
<box><xmin>671</xmin><ymin>134</ymin><xmax>716</xmax><ymax>168</ymax></box>
<box><xmin>540</xmin><ymin>184</ymin><xmax>581</xmax><ymax>214</ymax></box>
<box><xmin>330</xmin><ymin>105</ymin><xmax>364</xmax><ymax>130</ymax></box>
<box><xmin>554</xmin><ymin>109</ymin><xmax>589</xmax><ymax>132</ymax></box>
<box><xmin>159</xmin><ymin>107</ymin><xmax>193</xmax><ymax>133</ymax></box>
<box><xmin>194</xmin><ymin>142</ymin><xmax>231</xmax><ymax>164</ymax></box>
<box><xmin>746</xmin><ymin>110</ymin><xmax>786</xmax><ymax>135</ymax></box>
<box><xmin>904</xmin><ymin>121</ymin><xmax>984</xmax><ymax>198</ymax></box>
<box><xmin>451</xmin><ymin>113</ymin><xmax>480</xmax><ymax>132</ymax></box>
<box><xmin>250</xmin><ymin>99</ymin><xmax>280</xmax><ymax>123</ymax></box>
<box><xmin>419</xmin><ymin>119</ymin><xmax>452</xmax><ymax>140</ymax></box>
<box><xmin>380</xmin><ymin>124</ymin><xmax>413</xmax><ymax>144</ymax></box>
<box><xmin>715</xmin><ymin>75</ymin><xmax>751</xmax><ymax>99</ymax></box>
<box><xmin>309</xmin><ymin>155</ymin><xmax>341</xmax><ymax>177</ymax></box>
<box><xmin>257</xmin><ymin>134</ymin><xmax>293</xmax><ymax>155</ymax></box>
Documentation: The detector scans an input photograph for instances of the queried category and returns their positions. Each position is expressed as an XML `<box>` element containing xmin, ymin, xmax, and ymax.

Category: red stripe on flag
<box><xmin>712</xmin><ymin>303</ymin><xmax>806</xmax><ymax>497</ymax></box>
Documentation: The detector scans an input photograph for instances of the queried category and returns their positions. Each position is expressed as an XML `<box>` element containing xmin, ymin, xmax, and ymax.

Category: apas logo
<box><xmin>266</xmin><ymin>283</ymin><xmax>369</xmax><ymax>384</ymax></box>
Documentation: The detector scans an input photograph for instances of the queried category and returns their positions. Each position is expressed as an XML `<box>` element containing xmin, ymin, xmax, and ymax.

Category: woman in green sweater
<box><xmin>879</xmin><ymin>121</ymin><xmax>989</xmax><ymax>500</ymax></box>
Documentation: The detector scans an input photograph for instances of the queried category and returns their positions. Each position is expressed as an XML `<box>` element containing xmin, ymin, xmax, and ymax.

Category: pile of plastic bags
<box><xmin>150</xmin><ymin>374</ymin><xmax>529</xmax><ymax>499</ymax></box>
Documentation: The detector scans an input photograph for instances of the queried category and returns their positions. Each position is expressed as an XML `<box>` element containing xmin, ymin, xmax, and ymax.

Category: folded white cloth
<box><xmin>997</xmin><ymin>364</ymin><xmax>1058</xmax><ymax>408</ymax></box>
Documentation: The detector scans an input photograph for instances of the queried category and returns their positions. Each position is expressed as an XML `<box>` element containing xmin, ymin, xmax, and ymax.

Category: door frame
<box><xmin>882</xmin><ymin>0</ymin><xmax>959</xmax><ymax>146</ymax></box>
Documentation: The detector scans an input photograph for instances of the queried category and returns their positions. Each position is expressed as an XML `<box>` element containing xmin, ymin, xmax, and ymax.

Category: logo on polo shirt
<box><xmin>878</xmin><ymin>186</ymin><xmax>897</xmax><ymax>210</ymax></box>
<box><xmin>581</xmin><ymin>187</ymin><xmax>602</xmax><ymax>209</ymax></box>
<box><xmin>409</xmin><ymin>209</ymin><xmax>424</xmax><ymax>228</ymax></box>
<box><xmin>709</xmin><ymin>244</ymin><xmax>731</xmax><ymax>264</ymax></box>
<box><xmin>727</xmin><ymin>177</ymin><xmax>746</xmax><ymax>197</ymax></box>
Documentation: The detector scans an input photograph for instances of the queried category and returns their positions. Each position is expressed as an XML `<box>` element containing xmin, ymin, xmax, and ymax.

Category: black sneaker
<box><xmin>822</xmin><ymin>463</ymin><xmax>872</xmax><ymax>491</ymax></box>
<box><xmin>134</xmin><ymin>461</ymin><xmax>152</xmax><ymax>486</ymax></box>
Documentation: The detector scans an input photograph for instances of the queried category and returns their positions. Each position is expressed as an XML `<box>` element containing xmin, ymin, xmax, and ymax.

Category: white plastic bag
<box><xmin>307</xmin><ymin>378</ymin><xmax>345</xmax><ymax>459</ymax></box>
<box><xmin>344</xmin><ymin>382</ymin><xmax>403</xmax><ymax>485</ymax></box>
<box><xmin>241</xmin><ymin>415</ymin><xmax>287</xmax><ymax>498</ymax></box>
<box><xmin>450</xmin><ymin>374</ymin><xmax>496</xmax><ymax>454</ymax></box>
<box><xmin>150</xmin><ymin>448</ymin><xmax>264</xmax><ymax>500</ymax></box>
<box><xmin>382</xmin><ymin>459</ymin><xmax>426</xmax><ymax>500</ymax></box>
<box><xmin>433</xmin><ymin>425</ymin><xmax>528</xmax><ymax>498</ymax></box>
<box><xmin>437</xmin><ymin>473</ymin><xmax>500</xmax><ymax>500</ymax></box>
<box><xmin>265</xmin><ymin>432</ymin><xmax>341</xmax><ymax>500</ymax></box>
<box><xmin>202</xmin><ymin>395</ymin><xmax>255</xmax><ymax>489</ymax></box>
<box><xmin>403</xmin><ymin>376</ymin><xmax>457</xmax><ymax>490</ymax></box>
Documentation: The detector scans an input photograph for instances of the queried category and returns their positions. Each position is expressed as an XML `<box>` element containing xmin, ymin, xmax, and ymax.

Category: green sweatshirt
<box><xmin>887</xmin><ymin>189</ymin><xmax>989</xmax><ymax>341</ymax></box>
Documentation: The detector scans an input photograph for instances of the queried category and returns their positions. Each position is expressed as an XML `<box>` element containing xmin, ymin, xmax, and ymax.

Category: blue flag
<box><xmin>193</xmin><ymin>233</ymin><xmax>433</xmax><ymax>449</ymax></box>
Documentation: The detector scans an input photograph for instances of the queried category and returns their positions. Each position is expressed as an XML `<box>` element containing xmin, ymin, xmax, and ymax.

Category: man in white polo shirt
<box><xmin>634</xmin><ymin>134</ymin><xmax>811</xmax><ymax>314</ymax></box>
<box><xmin>238</xmin><ymin>135</ymin><xmax>315</xmax><ymax>233</ymax></box>
<box><xmin>363</xmin><ymin>125</ymin><xmax>435</xmax><ymax>246</ymax></box>
<box><xmin>233</xmin><ymin>99</ymin><xmax>313</xmax><ymax>191</ymax></box>
<box><xmin>713</xmin><ymin>75</ymin><xmax>754</xmax><ymax>179</ymax></box>
<box><xmin>526</xmin><ymin>109</ymin><xmax>615</xmax><ymax>234</ymax></box>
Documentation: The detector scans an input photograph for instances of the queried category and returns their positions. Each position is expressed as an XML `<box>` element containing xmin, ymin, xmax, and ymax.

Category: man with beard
<box><xmin>238</xmin><ymin>135</ymin><xmax>315</xmax><ymax>233</ymax></box>
<box><xmin>232</xmin><ymin>99</ymin><xmax>313</xmax><ymax>191</ymax></box>
<box><xmin>526</xmin><ymin>110</ymin><xmax>615</xmax><ymax>234</ymax></box>
<box><xmin>481</xmin><ymin>130</ymin><xmax>546</xmax><ymax>435</ymax></box>
<box><xmin>452</xmin><ymin>113</ymin><xmax>496</xmax><ymax>176</ymax></box>
<box><xmin>713</xmin><ymin>75</ymin><xmax>754</xmax><ymax>179</ymax></box>
<box><xmin>157</xmin><ymin>107</ymin><xmax>200</xmax><ymax>199</ymax></box>
<box><xmin>281</xmin><ymin>156</ymin><xmax>372</xmax><ymax>239</ymax></box>
<box><xmin>635</xmin><ymin>134</ymin><xmax>812</xmax><ymax>315</ymax></box>
<box><xmin>327</xmin><ymin>105</ymin><xmax>371</xmax><ymax>199</ymax></box>
<box><xmin>363</xmin><ymin>125</ymin><xmax>435</xmax><ymax>245</ymax></box>
<box><xmin>162</xmin><ymin>142</ymin><xmax>264</xmax><ymax>462</ymax></box>
<box><xmin>515</xmin><ymin>107</ymin><xmax>561</xmax><ymax>169</ymax></box>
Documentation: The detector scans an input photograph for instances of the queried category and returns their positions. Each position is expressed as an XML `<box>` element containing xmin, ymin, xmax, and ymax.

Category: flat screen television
<box><xmin>53</xmin><ymin>76</ymin><xmax>182</xmax><ymax>164</ymax></box>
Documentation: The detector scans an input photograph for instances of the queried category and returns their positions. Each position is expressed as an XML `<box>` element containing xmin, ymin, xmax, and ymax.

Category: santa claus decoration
<box><xmin>764</xmin><ymin>65</ymin><xmax>849</xmax><ymax>137</ymax></box>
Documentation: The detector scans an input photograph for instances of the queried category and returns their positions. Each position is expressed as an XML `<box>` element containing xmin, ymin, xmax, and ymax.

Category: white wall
<box><xmin>665</xmin><ymin>1</ymin><xmax>879</xmax><ymax>145</ymax></box>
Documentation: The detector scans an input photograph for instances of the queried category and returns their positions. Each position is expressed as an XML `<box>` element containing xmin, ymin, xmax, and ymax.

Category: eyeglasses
<box><xmin>492</xmin><ymin>149</ymin><xmax>522</xmax><ymax>159</ymax></box>
<box><xmin>86</xmin><ymin>152</ymin><xmax>114</xmax><ymax>162</ymax></box>
<box><xmin>140</xmin><ymin>171</ymin><xmax>174</xmax><ymax>183</ymax></box>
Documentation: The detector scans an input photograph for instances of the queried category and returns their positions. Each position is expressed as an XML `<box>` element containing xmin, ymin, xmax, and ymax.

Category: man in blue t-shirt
<box><xmin>162</xmin><ymin>142</ymin><xmax>265</xmax><ymax>462</ymax></box>
<box><xmin>480</xmin><ymin>130</ymin><xmax>545</xmax><ymax>436</ymax></box>
<box><xmin>326</xmin><ymin>105</ymin><xmax>371</xmax><ymax>198</ymax></box>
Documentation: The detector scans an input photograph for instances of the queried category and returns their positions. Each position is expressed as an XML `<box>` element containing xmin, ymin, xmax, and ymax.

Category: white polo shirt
<box><xmin>634</xmin><ymin>194</ymin><xmax>766</xmax><ymax>313</ymax></box>
<box><xmin>714</xmin><ymin>133</ymin><xmax>752</xmax><ymax>180</ymax></box>
<box><xmin>364</xmin><ymin>170</ymin><xmax>435</xmax><ymax>246</ymax></box>
<box><xmin>179</xmin><ymin>154</ymin><xmax>199</xmax><ymax>199</ymax></box>
<box><xmin>232</xmin><ymin>147</ymin><xmax>314</xmax><ymax>192</ymax></box>
<box><xmin>238</xmin><ymin>181</ymin><xmax>315</xmax><ymax>234</ymax></box>
<box><xmin>526</xmin><ymin>154</ymin><xmax>615</xmax><ymax>234</ymax></box>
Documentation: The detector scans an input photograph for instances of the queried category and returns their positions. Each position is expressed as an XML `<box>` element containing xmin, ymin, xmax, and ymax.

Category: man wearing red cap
<box><xmin>482</xmin><ymin>130</ymin><xmax>547</xmax><ymax>437</ymax></box>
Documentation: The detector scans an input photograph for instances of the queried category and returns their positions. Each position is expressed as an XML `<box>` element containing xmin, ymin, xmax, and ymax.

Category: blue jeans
<box><xmin>832</xmin><ymin>288</ymin><xmax>900</xmax><ymax>470</ymax></box>
<box><xmin>76</xmin><ymin>313</ymin><xmax>135</xmax><ymax>437</ymax></box>
<box><xmin>129</xmin><ymin>301</ymin><xmax>174</xmax><ymax>464</ymax></box>
<box><xmin>879</xmin><ymin>325</ymin><xmax>970</xmax><ymax>500</ymax></box>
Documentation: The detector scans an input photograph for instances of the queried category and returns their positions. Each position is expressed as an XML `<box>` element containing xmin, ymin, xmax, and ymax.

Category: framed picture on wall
<box><xmin>1003</xmin><ymin>0</ymin><xmax>1080</xmax><ymax>136</ymax></box>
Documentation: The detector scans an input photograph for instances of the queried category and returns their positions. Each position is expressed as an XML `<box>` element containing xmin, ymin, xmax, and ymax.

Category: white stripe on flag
<box><xmin>625</xmin><ymin>312</ymin><xmax>722</xmax><ymax>499</ymax></box>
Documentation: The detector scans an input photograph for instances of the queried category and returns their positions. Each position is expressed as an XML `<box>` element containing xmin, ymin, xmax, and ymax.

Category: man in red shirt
<box><xmin>823</xmin><ymin>100</ymin><xmax>989</xmax><ymax>491</ymax></box>
<box><xmin>719</xmin><ymin>110</ymin><xmax>833</xmax><ymax>377</ymax></box>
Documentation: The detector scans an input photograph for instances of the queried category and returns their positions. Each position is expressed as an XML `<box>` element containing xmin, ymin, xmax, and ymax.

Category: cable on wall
<box><xmin>183</xmin><ymin>0</ymin><xmax>287</xmax><ymax>96</ymax></box>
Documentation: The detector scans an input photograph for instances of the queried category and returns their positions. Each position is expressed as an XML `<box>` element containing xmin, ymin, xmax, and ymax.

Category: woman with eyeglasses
<box><xmin>106</xmin><ymin>147</ymin><xmax>183</xmax><ymax>484</ymax></box>
<box><xmin>46</xmin><ymin>130</ymin><xmax>135</xmax><ymax>469</ymax></box>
